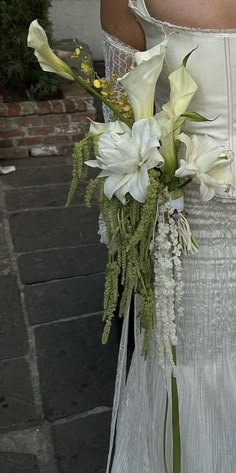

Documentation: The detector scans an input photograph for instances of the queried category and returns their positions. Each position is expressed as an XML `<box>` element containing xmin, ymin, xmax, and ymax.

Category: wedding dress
<box><xmin>103</xmin><ymin>1</ymin><xmax>236</xmax><ymax>472</ymax></box>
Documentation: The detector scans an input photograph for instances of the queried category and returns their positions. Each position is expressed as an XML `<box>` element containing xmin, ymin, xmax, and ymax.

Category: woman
<box><xmin>100</xmin><ymin>1</ymin><xmax>236</xmax><ymax>472</ymax></box>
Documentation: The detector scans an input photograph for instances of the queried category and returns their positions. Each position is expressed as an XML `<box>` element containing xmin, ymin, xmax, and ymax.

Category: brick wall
<box><xmin>0</xmin><ymin>94</ymin><xmax>96</xmax><ymax>159</ymax></box>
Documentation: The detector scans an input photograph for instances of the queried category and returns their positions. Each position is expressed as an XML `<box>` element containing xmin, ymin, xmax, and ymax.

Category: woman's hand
<box><xmin>100</xmin><ymin>0</ymin><xmax>146</xmax><ymax>50</ymax></box>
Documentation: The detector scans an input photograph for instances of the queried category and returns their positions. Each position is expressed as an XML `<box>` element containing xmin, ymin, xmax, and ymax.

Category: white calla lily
<box><xmin>119</xmin><ymin>38</ymin><xmax>169</xmax><ymax>121</ymax></box>
<box><xmin>163</xmin><ymin>56</ymin><xmax>198</xmax><ymax>118</ymax></box>
<box><xmin>154</xmin><ymin>52</ymin><xmax>198</xmax><ymax>176</ymax></box>
<box><xmin>175</xmin><ymin>133</ymin><xmax>233</xmax><ymax>200</ymax></box>
<box><xmin>85</xmin><ymin>118</ymin><xmax>164</xmax><ymax>204</ymax></box>
<box><xmin>89</xmin><ymin>119</ymin><xmax>131</xmax><ymax>136</ymax></box>
<box><xmin>155</xmin><ymin>111</ymin><xmax>180</xmax><ymax>175</ymax></box>
<box><xmin>28</xmin><ymin>20</ymin><xmax>75</xmax><ymax>80</ymax></box>
<box><xmin>155</xmin><ymin>111</ymin><xmax>179</xmax><ymax>141</ymax></box>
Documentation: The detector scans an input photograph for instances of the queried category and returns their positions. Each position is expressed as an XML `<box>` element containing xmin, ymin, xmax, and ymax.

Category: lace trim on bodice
<box><xmin>102</xmin><ymin>30</ymin><xmax>136</xmax><ymax>122</ymax></box>
<box><xmin>102</xmin><ymin>30</ymin><xmax>137</xmax><ymax>56</ymax></box>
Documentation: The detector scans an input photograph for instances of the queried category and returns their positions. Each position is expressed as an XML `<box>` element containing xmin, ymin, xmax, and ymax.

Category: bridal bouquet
<box><xmin>28</xmin><ymin>20</ymin><xmax>233</xmax><ymax>371</ymax></box>
<box><xmin>28</xmin><ymin>20</ymin><xmax>234</xmax><ymax>473</ymax></box>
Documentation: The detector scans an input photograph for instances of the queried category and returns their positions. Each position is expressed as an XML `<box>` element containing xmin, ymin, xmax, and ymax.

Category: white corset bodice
<box><xmin>130</xmin><ymin>0</ymin><xmax>236</xmax><ymax>197</ymax></box>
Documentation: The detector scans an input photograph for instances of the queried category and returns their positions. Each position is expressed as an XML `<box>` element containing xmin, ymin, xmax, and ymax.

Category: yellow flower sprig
<box><xmin>93</xmin><ymin>77</ymin><xmax>134</xmax><ymax>121</ymax></box>
<box><xmin>71</xmin><ymin>47</ymin><xmax>134</xmax><ymax>122</ymax></box>
<box><xmin>27</xmin><ymin>21</ymin><xmax>133</xmax><ymax>128</ymax></box>
<box><xmin>70</xmin><ymin>44</ymin><xmax>134</xmax><ymax>122</ymax></box>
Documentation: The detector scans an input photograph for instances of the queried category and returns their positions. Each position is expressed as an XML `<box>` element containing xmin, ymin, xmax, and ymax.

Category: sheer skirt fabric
<box><xmin>110</xmin><ymin>188</ymin><xmax>236</xmax><ymax>473</ymax></box>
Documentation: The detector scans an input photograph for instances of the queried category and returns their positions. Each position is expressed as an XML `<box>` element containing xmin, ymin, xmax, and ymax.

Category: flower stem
<box><xmin>178</xmin><ymin>178</ymin><xmax>192</xmax><ymax>189</ymax></box>
<box><xmin>164</xmin><ymin>392</ymin><xmax>169</xmax><ymax>473</ymax></box>
<box><xmin>172</xmin><ymin>347</ymin><xmax>181</xmax><ymax>473</ymax></box>
<box><xmin>72</xmin><ymin>73</ymin><xmax>133</xmax><ymax>128</ymax></box>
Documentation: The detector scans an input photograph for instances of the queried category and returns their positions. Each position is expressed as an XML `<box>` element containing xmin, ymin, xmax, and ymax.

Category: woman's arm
<box><xmin>100</xmin><ymin>0</ymin><xmax>146</xmax><ymax>50</ymax></box>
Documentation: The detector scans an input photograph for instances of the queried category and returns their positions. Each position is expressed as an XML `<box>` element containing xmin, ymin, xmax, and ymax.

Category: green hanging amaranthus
<box><xmin>67</xmin><ymin>134</ymin><xmax>165</xmax><ymax>356</ymax></box>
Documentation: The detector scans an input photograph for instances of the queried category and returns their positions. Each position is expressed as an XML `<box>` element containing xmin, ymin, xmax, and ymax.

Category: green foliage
<box><xmin>67</xmin><ymin>141</ymin><xmax>162</xmax><ymax>355</ymax></box>
<box><xmin>66</xmin><ymin>136</ymin><xmax>96</xmax><ymax>207</ymax></box>
<box><xmin>98</xmin><ymin>173</ymin><xmax>160</xmax><ymax>356</ymax></box>
<box><xmin>0</xmin><ymin>0</ymin><xmax>60</xmax><ymax>98</ymax></box>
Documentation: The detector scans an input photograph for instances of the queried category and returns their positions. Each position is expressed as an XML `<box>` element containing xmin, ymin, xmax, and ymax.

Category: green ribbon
<box><xmin>172</xmin><ymin>347</ymin><xmax>181</xmax><ymax>473</ymax></box>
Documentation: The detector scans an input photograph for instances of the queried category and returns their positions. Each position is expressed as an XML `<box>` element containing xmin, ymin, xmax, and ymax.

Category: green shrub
<box><xmin>0</xmin><ymin>0</ymin><xmax>61</xmax><ymax>99</ymax></box>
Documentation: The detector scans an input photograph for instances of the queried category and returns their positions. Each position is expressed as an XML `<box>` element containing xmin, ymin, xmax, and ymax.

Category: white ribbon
<box><xmin>170</xmin><ymin>195</ymin><xmax>184</xmax><ymax>212</ymax></box>
<box><xmin>106</xmin><ymin>306</ymin><xmax>131</xmax><ymax>473</ymax></box>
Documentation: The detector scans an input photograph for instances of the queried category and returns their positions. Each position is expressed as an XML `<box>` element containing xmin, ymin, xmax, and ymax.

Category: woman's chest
<box><xmin>144</xmin><ymin>0</ymin><xmax>236</xmax><ymax>29</ymax></box>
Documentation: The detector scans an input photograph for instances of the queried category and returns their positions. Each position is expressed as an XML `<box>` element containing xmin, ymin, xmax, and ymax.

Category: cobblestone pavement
<box><xmin>0</xmin><ymin>155</ymin><xmax>119</xmax><ymax>473</ymax></box>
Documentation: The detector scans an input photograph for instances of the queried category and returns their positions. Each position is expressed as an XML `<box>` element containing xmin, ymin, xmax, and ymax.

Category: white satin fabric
<box><xmin>106</xmin><ymin>2</ymin><xmax>236</xmax><ymax>472</ymax></box>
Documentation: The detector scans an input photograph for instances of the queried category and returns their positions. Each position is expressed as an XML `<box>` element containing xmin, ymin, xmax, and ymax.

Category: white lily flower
<box><xmin>89</xmin><ymin>119</ymin><xmax>131</xmax><ymax>136</ymax></box>
<box><xmin>86</xmin><ymin>118</ymin><xmax>164</xmax><ymax>204</ymax></box>
<box><xmin>119</xmin><ymin>38</ymin><xmax>169</xmax><ymax>121</ymax></box>
<box><xmin>162</xmin><ymin>58</ymin><xmax>198</xmax><ymax>118</ymax></box>
<box><xmin>175</xmin><ymin>133</ymin><xmax>233</xmax><ymax>201</ymax></box>
<box><xmin>27</xmin><ymin>20</ymin><xmax>75</xmax><ymax>80</ymax></box>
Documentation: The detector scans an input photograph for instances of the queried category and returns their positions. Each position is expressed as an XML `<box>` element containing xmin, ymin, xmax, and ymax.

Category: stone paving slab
<box><xmin>0</xmin><ymin>275</ymin><xmax>28</xmax><ymax>360</ymax></box>
<box><xmin>24</xmin><ymin>273</ymin><xmax>105</xmax><ymax>325</ymax></box>
<box><xmin>0</xmin><ymin>358</ymin><xmax>37</xmax><ymax>433</ymax></box>
<box><xmin>0</xmin><ymin>424</ymin><xmax>58</xmax><ymax>473</ymax></box>
<box><xmin>34</xmin><ymin>315</ymin><xmax>119</xmax><ymax>421</ymax></box>
<box><xmin>53</xmin><ymin>411</ymin><xmax>111</xmax><ymax>473</ymax></box>
<box><xmin>5</xmin><ymin>184</ymin><xmax>84</xmax><ymax>211</ymax></box>
<box><xmin>10</xmin><ymin>207</ymin><xmax>100</xmax><ymax>252</ymax></box>
<box><xmin>0</xmin><ymin>220</ymin><xmax>12</xmax><ymax>276</ymax></box>
<box><xmin>0</xmin><ymin>139</ymin><xmax>114</xmax><ymax>471</ymax></box>
<box><xmin>18</xmin><ymin>244</ymin><xmax>107</xmax><ymax>284</ymax></box>
<box><xmin>0</xmin><ymin>165</ymin><xmax>73</xmax><ymax>189</ymax></box>
<box><xmin>0</xmin><ymin>452</ymin><xmax>40</xmax><ymax>473</ymax></box>
<box><xmin>1</xmin><ymin>157</ymin><xmax>72</xmax><ymax>168</ymax></box>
